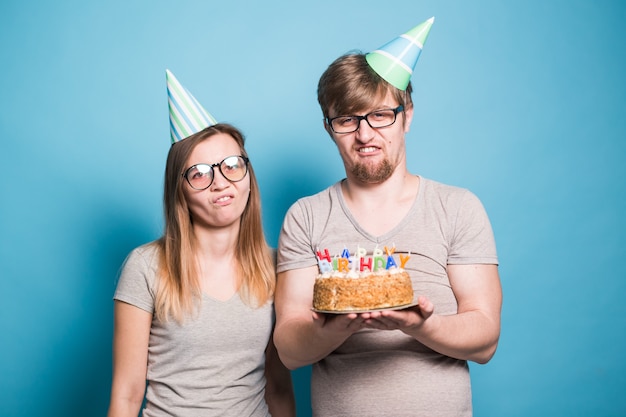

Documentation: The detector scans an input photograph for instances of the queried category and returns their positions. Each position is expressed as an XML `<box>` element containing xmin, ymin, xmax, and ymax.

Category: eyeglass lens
<box><xmin>330</xmin><ymin>106</ymin><xmax>403</xmax><ymax>133</ymax></box>
<box><xmin>184</xmin><ymin>155</ymin><xmax>248</xmax><ymax>190</ymax></box>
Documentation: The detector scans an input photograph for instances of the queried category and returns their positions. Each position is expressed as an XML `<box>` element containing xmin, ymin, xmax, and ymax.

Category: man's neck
<box><xmin>342</xmin><ymin>169</ymin><xmax>417</xmax><ymax>205</ymax></box>
<box><xmin>340</xmin><ymin>171</ymin><xmax>420</xmax><ymax>236</ymax></box>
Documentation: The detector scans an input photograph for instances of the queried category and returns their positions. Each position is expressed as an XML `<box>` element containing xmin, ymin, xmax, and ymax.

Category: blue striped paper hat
<box><xmin>166</xmin><ymin>69</ymin><xmax>217</xmax><ymax>143</ymax></box>
<box><xmin>365</xmin><ymin>17</ymin><xmax>434</xmax><ymax>91</ymax></box>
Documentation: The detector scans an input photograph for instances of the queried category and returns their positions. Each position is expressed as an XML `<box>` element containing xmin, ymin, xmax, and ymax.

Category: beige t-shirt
<box><xmin>277</xmin><ymin>177</ymin><xmax>498</xmax><ymax>417</ymax></box>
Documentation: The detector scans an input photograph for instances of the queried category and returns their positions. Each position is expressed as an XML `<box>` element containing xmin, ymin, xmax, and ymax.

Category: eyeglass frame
<box><xmin>326</xmin><ymin>105</ymin><xmax>405</xmax><ymax>134</ymax></box>
<box><xmin>182</xmin><ymin>155</ymin><xmax>250</xmax><ymax>190</ymax></box>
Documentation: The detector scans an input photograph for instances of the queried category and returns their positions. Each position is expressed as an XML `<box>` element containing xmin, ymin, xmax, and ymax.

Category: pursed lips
<box><xmin>213</xmin><ymin>194</ymin><xmax>235</xmax><ymax>205</ymax></box>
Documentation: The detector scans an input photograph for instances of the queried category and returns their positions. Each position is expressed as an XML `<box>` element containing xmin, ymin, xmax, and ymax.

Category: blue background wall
<box><xmin>1</xmin><ymin>1</ymin><xmax>624</xmax><ymax>416</ymax></box>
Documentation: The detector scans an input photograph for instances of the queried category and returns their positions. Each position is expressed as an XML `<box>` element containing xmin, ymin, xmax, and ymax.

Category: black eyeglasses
<box><xmin>327</xmin><ymin>105</ymin><xmax>404</xmax><ymax>134</ymax></box>
<box><xmin>183</xmin><ymin>155</ymin><xmax>249</xmax><ymax>190</ymax></box>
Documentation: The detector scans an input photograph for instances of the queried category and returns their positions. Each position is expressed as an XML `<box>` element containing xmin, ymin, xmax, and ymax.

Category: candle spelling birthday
<box><xmin>316</xmin><ymin>246</ymin><xmax>410</xmax><ymax>274</ymax></box>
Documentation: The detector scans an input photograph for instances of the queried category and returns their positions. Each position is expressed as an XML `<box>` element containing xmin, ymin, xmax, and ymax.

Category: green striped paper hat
<box><xmin>365</xmin><ymin>17</ymin><xmax>435</xmax><ymax>91</ymax></box>
<box><xmin>166</xmin><ymin>69</ymin><xmax>217</xmax><ymax>143</ymax></box>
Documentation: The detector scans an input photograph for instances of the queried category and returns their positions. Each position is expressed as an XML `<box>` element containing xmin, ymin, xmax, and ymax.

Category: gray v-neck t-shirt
<box><xmin>115</xmin><ymin>243</ymin><xmax>273</xmax><ymax>417</ymax></box>
<box><xmin>277</xmin><ymin>177</ymin><xmax>498</xmax><ymax>417</ymax></box>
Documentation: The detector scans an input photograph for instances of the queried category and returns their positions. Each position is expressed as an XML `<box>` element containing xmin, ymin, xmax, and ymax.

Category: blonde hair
<box><xmin>154</xmin><ymin>124</ymin><xmax>275</xmax><ymax>323</ymax></box>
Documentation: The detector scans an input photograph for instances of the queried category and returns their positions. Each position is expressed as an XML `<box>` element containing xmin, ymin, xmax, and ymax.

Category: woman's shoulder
<box><xmin>124</xmin><ymin>240</ymin><xmax>162</xmax><ymax>269</ymax></box>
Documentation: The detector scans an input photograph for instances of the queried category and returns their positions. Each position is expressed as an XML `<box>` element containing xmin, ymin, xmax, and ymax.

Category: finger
<box><xmin>334</xmin><ymin>313</ymin><xmax>366</xmax><ymax>331</ymax></box>
<box><xmin>366</xmin><ymin>314</ymin><xmax>400</xmax><ymax>330</ymax></box>
<box><xmin>417</xmin><ymin>295</ymin><xmax>434</xmax><ymax>318</ymax></box>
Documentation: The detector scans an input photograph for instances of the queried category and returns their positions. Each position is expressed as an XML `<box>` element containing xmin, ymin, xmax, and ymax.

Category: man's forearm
<box><xmin>406</xmin><ymin>309</ymin><xmax>500</xmax><ymax>364</ymax></box>
<box><xmin>274</xmin><ymin>319</ymin><xmax>351</xmax><ymax>369</ymax></box>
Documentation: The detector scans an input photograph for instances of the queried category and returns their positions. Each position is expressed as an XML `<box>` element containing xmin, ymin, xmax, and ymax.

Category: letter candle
<box><xmin>359</xmin><ymin>256</ymin><xmax>373</xmax><ymax>272</ymax></box>
<box><xmin>316</xmin><ymin>248</ymin><xmax>333</xmax><ymax>273</ymax></box>
<box><xmin>337</xmin><ymin>257</ymin><xmax>350</xmax><ymax>272</ymax></box>
<box><xmin>384</xmin><ymin>245</ymin><xmax>398</xmax><ymax>269</ymax></box>
<box><xmin>399</xmin><ymin>252</ymin><xmax>411</xmax><ymax>268</ymax></box>
<box><xmin>316</xmin><ymin>249</ymin><xmax>331</xmax><ymax>263</ymax></box>
<box><xmin>349</xmin><ymin>254</ymin><xmax>358</xmax><ymax>271</ymax></box>
<box><xmin>319</xmin><ymin>260</ymin><xmax>333</xmax><ymax>273</ymax></box>
<box><xmin>384</xmin><ymin>246</ymin><xmax>396</xmax><ymax>256</ymax></box>
<box><xmin>372</xmin><ymin>247</ymin><xmax>385</xmax><ymax>271</ymax></box>
<box><xmin>386</xmin><ymin>255</ymin><xmax>398</xmax><ymax>269</ymax></box>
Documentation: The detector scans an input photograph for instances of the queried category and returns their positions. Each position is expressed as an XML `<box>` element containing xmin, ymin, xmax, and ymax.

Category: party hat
<box><xmin>166</xmin><ymin>69</ymin><xmax>217</xmax><ymax>143</ymax></box>
<box><xmin>365</xmin><ymin>17</ymin><xmax>434</xmax><ymax>91</ymax></box>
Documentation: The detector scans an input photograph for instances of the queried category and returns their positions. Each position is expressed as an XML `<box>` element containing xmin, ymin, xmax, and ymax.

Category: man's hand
<box><xmin>360</xmin><ymin>295</ymin><xmax>435</xmax><ymax>331</ymax></box>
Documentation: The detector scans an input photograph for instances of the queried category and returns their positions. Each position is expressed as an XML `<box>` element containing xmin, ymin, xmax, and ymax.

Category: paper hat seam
<box><xmin>400</xmin><ymin>33</ymin><xmax>425</xmax><ymax>49</ymax></box>
<box><xmin>371</xmin><ymin>49</ymin><xmax>413</xmax><ymax>76</ymax></box>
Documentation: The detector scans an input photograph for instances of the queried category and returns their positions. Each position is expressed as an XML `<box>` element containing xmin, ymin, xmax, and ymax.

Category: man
<box><xmin>274</xmin><ymin>18</ymin><xmax>501</xmax><ymax>416</ymax></box>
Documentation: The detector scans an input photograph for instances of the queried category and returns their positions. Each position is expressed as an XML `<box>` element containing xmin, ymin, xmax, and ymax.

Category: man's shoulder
<box><xmin>421</xmin><ymin>176</ymin><xmax>472</xmax><ymax>196</ymax></box>
<box><xmin>420</xmin><ymin>177</ymin><xmax>483</xmax><ymax>210</ymax></box>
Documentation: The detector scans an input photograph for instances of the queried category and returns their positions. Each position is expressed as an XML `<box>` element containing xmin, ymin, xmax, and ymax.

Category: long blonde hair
<box><xmin>154</xmin><ymin>124</ymin><xmax>275</xmax><ymax>322</ymax></box>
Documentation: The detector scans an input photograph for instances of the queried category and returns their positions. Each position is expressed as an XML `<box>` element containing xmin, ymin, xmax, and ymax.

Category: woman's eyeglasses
<box><xmin>183</xmin><ymin>155</ymin><xmax>249</xmax><ymax>190</ymax></box>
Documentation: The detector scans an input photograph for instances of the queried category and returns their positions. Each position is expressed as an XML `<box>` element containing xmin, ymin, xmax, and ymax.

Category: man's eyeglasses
<box><xmin>327</xmin><ymin>105</ymin><xmax>404</xmax><ymax>134</ymax></box>
<box><xmin>183</xmin><ymin>155</ymin><xmax>249</xmax><ymax>190</ymax></box>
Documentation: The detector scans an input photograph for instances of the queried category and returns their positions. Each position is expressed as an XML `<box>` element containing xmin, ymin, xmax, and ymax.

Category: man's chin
<box><xmin>351</xmin><ymin>161</ymin><xmax>394</xmax><ymax>183</ymax></box>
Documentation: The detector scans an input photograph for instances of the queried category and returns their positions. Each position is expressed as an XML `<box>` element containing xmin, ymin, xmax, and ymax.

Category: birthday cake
<box><xmin>312</xmin><ymin>247</ymin><xmax>414</xmax><ymax>312</ymax></box>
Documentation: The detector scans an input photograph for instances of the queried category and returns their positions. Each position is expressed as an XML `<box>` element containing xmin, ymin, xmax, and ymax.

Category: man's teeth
<box><xmin>359</xmin><ymin>147</ymin><xmax>377</xmax><ymax>153</ymax></box>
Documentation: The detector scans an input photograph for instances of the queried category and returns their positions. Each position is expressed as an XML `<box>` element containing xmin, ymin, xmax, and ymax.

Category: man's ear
<box><xmin>403</xmin><ymin>104</ymin><xmax>414</xmax><ymax>133</ymax></box>
<box><xmin>323</xmin><ymin>119</ymin><xmax>336</xmax><ymax>141</ymax></box>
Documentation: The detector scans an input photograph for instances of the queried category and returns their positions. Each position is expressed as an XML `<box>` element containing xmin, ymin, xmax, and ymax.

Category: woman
<box><xmin>108</xmin><ymin>124</ymin><xmax>295</xmax><ymax>417</ymax></box>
